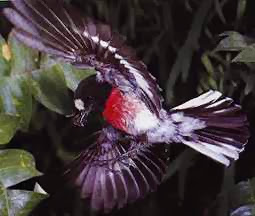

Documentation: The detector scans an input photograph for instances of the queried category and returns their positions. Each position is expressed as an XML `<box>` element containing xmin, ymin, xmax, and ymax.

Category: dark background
<box><xmin>1</xmin><ymin>0</ymin><xmax>255</xmax><ymax>215</ymax></box>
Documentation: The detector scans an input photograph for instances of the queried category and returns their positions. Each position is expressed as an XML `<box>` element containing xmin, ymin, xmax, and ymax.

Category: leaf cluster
<box><xmin>0</xmin><ymin>31</ymin><xmax>94</xmax><ymax>215</ymax></box>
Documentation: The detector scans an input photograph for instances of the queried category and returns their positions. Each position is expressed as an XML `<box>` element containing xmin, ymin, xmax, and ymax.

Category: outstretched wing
<box><xmin>64</xmin><ymin>126</ymin><xmax>167</xmax><ymax>212</ymax></box>
<box><xmin>4</xmin><ymin>0</ymin><xmax>163</xmax><ymax>116</ymax></box>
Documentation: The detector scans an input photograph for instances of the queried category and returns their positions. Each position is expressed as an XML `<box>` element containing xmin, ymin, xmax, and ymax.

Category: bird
<box><xmin>3</xmin><ymin>0</ymin><xmax>250</xmax><ymax>212</ymax></box>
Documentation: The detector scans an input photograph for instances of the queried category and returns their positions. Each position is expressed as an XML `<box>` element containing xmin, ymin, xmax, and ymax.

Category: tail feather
<box><xmin>172</xmin><ymin>90</ymin><xmax>249</xmax><ymax>166</ymax></box>
<box><xmin>196</xmin><ymin>130</ymin><xmax>244</xmax><ymax>150</ymax></box>
<box><xmin>172</xmin><ymin>90</ymin><xmax>222</xmax><ymax>110</ymax></box>
<box><xmin>64</xmin><ymin>138</ymin><xmax>167</xmax><ymax>212</ymax></box>
<box><xmin>181</xmin><ymin>139</ymin><xmax>232</xmax><ymax>166</ymax></box>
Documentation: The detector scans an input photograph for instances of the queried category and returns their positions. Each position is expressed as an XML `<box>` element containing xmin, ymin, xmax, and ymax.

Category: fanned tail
<box><xmin>171</xmin><ymin>90</ymin><xmax>249</xmax><ymax>166</ymax></box>
<box><xmin>64</xmin><ymin>129</ymin><xmax>167</xmax><ymax>213</ymax></box>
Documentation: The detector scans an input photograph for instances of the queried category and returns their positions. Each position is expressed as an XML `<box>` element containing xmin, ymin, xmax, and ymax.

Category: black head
<box><xmin>72</xmin><ymin>75</ymin><xmax>112</xmax><ymax>127</ymax></box>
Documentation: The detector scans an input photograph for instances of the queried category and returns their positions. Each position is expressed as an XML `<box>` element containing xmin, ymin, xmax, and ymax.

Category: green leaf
<box><xmin>0</xmin><ymin>149</ymin><xmax>42</xmax><ymax>188</ymax></box>
<box><xmin>0</xmin><ymin>35</ymin><xmax>10</xmax><ymax>76</ymax></box>
<box><xmin>228</xmin><ymin>178</ymin><xmax>255</xmax><ymax>216</ymax></box>
<box><xmin>231</xmin><ymin>205</ymin><xmax>255</xmax><ymax>216</ymax></box>
<box><xmin>232</xmin><ymin>45</ymin><xmax>255</xmax><ymax>62</ymax></box>
<box><xmin>0</xmin><ymin>185</ymin><xmax>48</xmax><ymax>216</ymax></box>
<box><xmin>0</xmin><ymin>114</ymin><xmax>20</xmax><ymax>144</ymax></box>
<box><xmin>34</xmin><ymin>183</ymin><xmax>47</xmax><ymax>195</ymax></box>
<box><xmin>0</xmin><ymin>75</ymin><xmax>33</xmax><ymax>130</ymax></box>
<box><xmin>236</xmin><ymin>0</ymin><xmax>247</xmax><ymax>27</ymax></box>
<box><xmin>31</xmin><ymin>64</ymin><xmax>73</xmax><ymax>115</ymax></box>
<box><xmin>8</xmin><ymin>32</ymin><xmax>39</xmax><ymax>75</ymax></box>
<box><xmin>216</xmin><ymin>31</ymin><xmax>254</xmax><ymax>52</ymax></box>
<box><xmin>201</xmin><ymin>53</ymin><xmax>214</xmax><ymax>75</ymax></box>
<box><xmin>60</xmin><ymin>63</ymin><xmax>96</xmax><ymax>92</ymax></box>
<box><xmin>40</xmin><ymin>54</ymin><xmax>95</xmax><ymax>92</ymax></box>
<box><xmin>230</xmin><ymin>178</ymin><xmax>255</xmax><ymax>209</ymax></box>
<box><xmin>0</xmin><ymin>150</ymin><xmax>46</xmax><ymax>216</ymax></box>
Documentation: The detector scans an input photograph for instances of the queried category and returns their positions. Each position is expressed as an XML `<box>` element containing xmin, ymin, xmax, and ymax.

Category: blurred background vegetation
<box><xmin>0</xmin><ymin>0</ymin><xmax>255</xmax><ymax>215</ymax></box>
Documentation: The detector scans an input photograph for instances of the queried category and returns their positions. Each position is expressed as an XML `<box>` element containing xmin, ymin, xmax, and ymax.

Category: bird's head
<box><xmin>72</xmin><ymin>75</ymin><xmax>112</xmax><ymax>127</ymax></box>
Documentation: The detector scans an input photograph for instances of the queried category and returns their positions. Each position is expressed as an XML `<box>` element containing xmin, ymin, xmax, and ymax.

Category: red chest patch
<box><xmin>103</xmin><ymin>88</ymin><xmax>138</xmax><ymax>133</ymax></box>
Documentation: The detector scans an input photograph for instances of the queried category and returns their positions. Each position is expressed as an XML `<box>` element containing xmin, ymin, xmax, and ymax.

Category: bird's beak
<box><xmin>72</xmin><ymin>110</ymin><xmax>89</xmax><ymax>127</ymax></box>
<box><xmin>71</xmin><ymin>104</ymin><xmax>93</xmax><ymax>127</ymax></box>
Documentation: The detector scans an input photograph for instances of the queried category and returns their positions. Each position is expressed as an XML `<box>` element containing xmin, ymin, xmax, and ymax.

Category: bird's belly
<box><xmin>103</xmin><ymin>88</ymin><xmax>159</xmax><ymax>135</ymax></box>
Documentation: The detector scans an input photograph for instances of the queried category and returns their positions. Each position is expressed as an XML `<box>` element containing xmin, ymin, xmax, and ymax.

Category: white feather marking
<box><xmin>119</xmin><ymin>59</ymin><xmax>151</xmax><ymax>91</ymax></box>
<box><xmin>115</xmin><ymin>53</ymin><xmax>123</xmax><ymax>60</ymax></box>
<box><xmin>182</xmin><ymin>140</ymin><xmax>230</xmax><ymax>166</ymax></box>
<box><xmin>83</xmin><ymin>30</ymin><xmax>89</xmax><ymax>38</ymax></box>
<box><xmin>172</xmin><ymin>90</ymin><xmax>222</xmax><ymax>110</ymax></box>
<box><xmin>100</xmin><ymin>40</ymin><xmax>109</xmax><ymax>48</ymax></box>
<box><xmin>171</xmin><ymin>112</ymin><xmax>184</xmax><ymax>122</ymax></box>
<box><xmin>134</xmin><ymin>109</ymin><xmax>159</xmax><ymax>133</ymax></box>
<box><xmin>149</xmin><ymin>73</ymin><xmax>157</xmax><ymax>80</ymax></box>
<box><xmin>96</xmin><ymin>72</ymin><xmax>104</xmax><ymax>82</ymax></box>
<box><xmin>224</xmin><ymin>137</ymin><xmax>235</xmax><ymax>142</ymax></box>
<box><xmin>108</xmin><ymin>46</ymin><xmax>117</xmax><ymax>53</ymax></box>
<box><xmin>213</xmin><ymin>109</ymin><xmax>231</xmax><ymax>114</ymax></box>
<box><xmin>91</xmin><ymin>35</ymin><xmax>99</xmax><ymax>43</ymax></box>
<box><xmin>148</xmin><ymin>112</ymin><xmax>206</xmax><ymax>143</ymax></box>
<box><xmin>199</xmin><ymin>141</ymin><xmax>239</xmax><ymax>160</ymax></box>
<box><xmin>119</xmin><ymin>59</ymin><xmax>152</xmax><ymax>97</ymax></box>
<box><xmin>147</xmin><ymin>119</ymin><xmax>177</xmax><ymax>143</ymax></box>
<box><xmin>170</xmin><ymin>113</ymin><xmax>206</xmax><ymax>135</ymax></box>
<box><xmin>178</xmin><ymin>117</ymin><xmax>206</xmax><ymax>136</ymax></box>
<box><xmin>206</xmin><ymin>97</ymin><xmax>232</xmax><ymax>108</ymax></box>
<box><xmin>156</xmin><ymin>83</ymin><xmax>162</xmax><ymax>91</ymax></box>
<box><xmin>199</xmin><ymin>91</ymin><xmax>222</xmax><ymax>104</ymax></box>
<box><xmin>74</xmin><ymin>99</ymin><xmax>85</xmax><ymax>111</ymax></box>
<box><xmin>129</xmin><ymin>68</ymin><xmax>150</xmax><ymax>88</ymax></box>
<box><xmin>120</xmin><ymin>59</ymin><xmax>129</xmax><ymax>65</ymax></box>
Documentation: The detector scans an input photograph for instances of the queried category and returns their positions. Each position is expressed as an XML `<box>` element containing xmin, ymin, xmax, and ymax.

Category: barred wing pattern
<box><xmin>64</xmin><ymin>127</ymin><xmax>167</xmax><ymax>212</ymax></box>
<box><xmin>4</xmin><ymin>0</ymin><xmax>163</xmax><ymax>116</ymax></box>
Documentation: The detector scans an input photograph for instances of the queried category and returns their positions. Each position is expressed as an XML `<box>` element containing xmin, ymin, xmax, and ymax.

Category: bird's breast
<box><xmin>103</xmin><ymin>88</ymin><xmax>160</xmax><ymax>135</ymax></box>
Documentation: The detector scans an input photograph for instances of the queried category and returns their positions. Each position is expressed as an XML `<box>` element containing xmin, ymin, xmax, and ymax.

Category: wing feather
<box><xmin>64</xmin><ymin>127</ymin><xmax>167</xmax><ymax>212</ymax></box>
<box><xmin>4</xmin><ymin>0</ymin><xmax>162</xmax><ymax>116</ymax></box>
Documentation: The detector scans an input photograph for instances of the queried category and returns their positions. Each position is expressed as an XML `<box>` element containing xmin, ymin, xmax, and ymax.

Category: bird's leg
<box><xmin>90</xmin><ymin>129</ymin><xmax>150</xmax><ymax>170</ymax></box>
<box><xmin>112</xmin><ymin>134</ymin><xmax>149</xmax><ymax>167</ymax></box>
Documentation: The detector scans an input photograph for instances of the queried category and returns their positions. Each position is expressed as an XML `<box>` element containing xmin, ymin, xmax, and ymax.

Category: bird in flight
<box><xmin>4</xmin><ymin>0</ymin><xmax>249</xmax><ymax>212</ymax></box>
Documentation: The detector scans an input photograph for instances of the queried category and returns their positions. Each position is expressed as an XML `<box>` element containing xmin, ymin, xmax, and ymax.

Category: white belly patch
<box><xmin>133</xmin><ymin>105</ymin><xmax>160</xmax><ymax>133</ymax></box>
